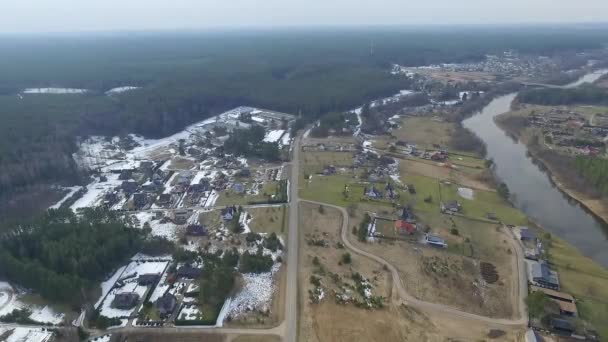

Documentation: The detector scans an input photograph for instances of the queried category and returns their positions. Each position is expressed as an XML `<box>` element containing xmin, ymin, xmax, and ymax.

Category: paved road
<box><xmin>301</xmin><ymin>199</ymin><xmax>529</xmax><ymax>329</ymax></box>
<box><xmin>283</xmin><ymin>133</ymin><xmax>301</xmax><ymax>342</ymax></box>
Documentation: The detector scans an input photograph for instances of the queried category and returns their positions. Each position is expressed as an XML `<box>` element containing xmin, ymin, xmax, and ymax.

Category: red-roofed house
<box><xmin>395</xmin><ymin>220</ymin><xmax>417</xmax><ymax>235</ymax></box>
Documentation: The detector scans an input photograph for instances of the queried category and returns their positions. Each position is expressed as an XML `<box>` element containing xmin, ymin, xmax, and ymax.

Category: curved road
<box><xmin>300</xmin><ymin>199</ymin><xmax>528</xmax><ymax>329</ymax></box>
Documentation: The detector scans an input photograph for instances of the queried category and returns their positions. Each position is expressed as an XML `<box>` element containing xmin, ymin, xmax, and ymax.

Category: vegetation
<box><xmin>357</xmin><ymin>214</ymin><xmax>372</xmax><ymax>242</ymax></box>
<box><xmin>0</xmin><ymin>208</ymin><xmax>144</xmax><ymax>304</ymax></box>
<box><xmin>574</xmin><ymin>156</ymin><xmax>608</xmax><ymax>195</ymax></box>
<box><xmin>341</xmin><ymin>253</ymin><xmax>352</xmax><ymax>264</ymax></box>
<box><xmin>224</xmin><ymin>125</ymin><xmax>280</xmax><ymax>161</ymax></box>
<box><xmin>497</xmin><ymin>182</ymin><xmax>510</xmax><ymax>200</ymax></box>
<box><xmin>0</xmin><ymin>308</ymin><xmax>38</xmax><ymax>325</ymax></box>
<box><xmin>239</xmin><ymin>246</ymin><xmax>274</xmax><ymax>273</ymax></box>
<box><xmin>525</xmin><ymin>291</ymin><xmax>558</xmax><ymax>319</ymax></box>
<box><xmin>310</xmin><ymin>111</ymin><xmax>358</xmax><ymax>137</ymax></box>
<box><xmin>518</xmin><ymin>85</ymin><xmax>608</xmax><ymax>106</ymax></box>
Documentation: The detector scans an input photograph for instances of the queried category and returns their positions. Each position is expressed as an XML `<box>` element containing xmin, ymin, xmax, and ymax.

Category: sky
<box><xmin>1</xmin><ymin>0</ymin><xmax>608</xmax><ymax>33</ymax></box>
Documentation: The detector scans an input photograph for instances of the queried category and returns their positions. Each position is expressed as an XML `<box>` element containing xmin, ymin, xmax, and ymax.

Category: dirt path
<box><xmin>301</xmin><ymin>199</ymin><xmax>528</xmax><ymax>330</ymax></box>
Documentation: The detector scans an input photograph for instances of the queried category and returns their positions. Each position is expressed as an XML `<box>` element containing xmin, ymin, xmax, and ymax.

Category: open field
<box><xmin>349</xmin><ymin>202</ymin><xmax>519</xmax><ymax>319</ymax></box>
<box><xmin>247</xmin><ymin>205</ymin><xmax>288</xmax><ymax>234</ymax></box>
<box><xmin>393</xmin><ymin>117</ymin><xmax>455</xmax><ymax>149</ymax></box>
<box><xmin>230</xmin><ymin>335</ymin><xmax>281</xmax><ymax>342</ymax></box>
<box><xmin>216</xmin><ymin>181</ymin><xmax>280</xmax><ymax>206</ymax></box>
<box><xmin>439</xmin><ymin>183</ymin><xmax>527</xmax><ymax>225</ymax></box>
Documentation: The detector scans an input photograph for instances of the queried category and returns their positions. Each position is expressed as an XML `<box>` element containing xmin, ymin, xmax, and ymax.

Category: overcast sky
<box><xmin>2</xmin><ymin>0</ymin><xmax>608</xmax><ymax>33</ymax></box>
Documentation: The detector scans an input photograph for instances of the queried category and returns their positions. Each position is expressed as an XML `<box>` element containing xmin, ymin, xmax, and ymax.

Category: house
<box><xmin>177</xmin><ymin>266</ymin><xmax>203</xmax><ymax>279</ymax></box>
<box><xmin>425</xmin><ymin>234</ymin><xmax>448</xmax><ymax>248</ymax></box>
<box><xmin>322</xmin><ymin>165</ymin><xmax>337</xmax><ymax>175</ymax></box>
<box><xmin>111</xmin><ymin>293</ymin><xmax>140</xmax><ymax>309</ymax></box>
<box><xmin>156</xmin><ymin>293</ymin><xmax>177</xmax><ymax>318</ymax></box>
<box><xmin>400</xmin><ymin>207</ymin><xmax>416</xmax><ymax>223</ymax></box>
<box><xmin>158</xmin><ymin>194</ymin><xmax>172</xmax><ymax>206</ymax></box>
<box><xmin>138</xmin><ymin>274</ymin><xmax>160</xmax><ymax>286</ymax></box>
<box><xmin>531</xmin><ymin>286</ymin><xmax>577</xmax><ymax>317</ymax></box>
<box><xmin>139</xmin><ymin>161</ymin><xmax>154</xmax><ymax>173</ymax></box>
<box><xmin>188</xmin><ymin>183</ymin><xmax>209</xmax><ymax>193</ymax></box>
<box><xmin>530</xmin><ymin>261</ymin><xmax>560</xmax><ymax>290</ymax></box>
<box><xmin>119</xmin><ymin>170</ymin><xmax>133</xmax><ymax>180</ymax></box>
<box><xmin>549</xmin><ymin>317</ymin><xmax>575</xmax><ymax>334</ymax></box>
<box><xmin>430</xmin><ymin>151</ymin><xmax>447</xmax><ymax>162</ymax></box>
<box><xmin>365</xmin><ymin>186</ymin><xmax>383</xmax><ymax>199</ymax></box>
<box><xmin>237</xmin><ymin>169</ymin><xmax>251</xmax><ymax>178</ymax></box>
<box><xmin>186</xmin><ymin>224</ymin><xmax>207</xmax><ymax>236</ymax></box>
<box><xmin>440</xmin><ymin>200</ymin><xmax>461</xmax><ymax>213</ymax></box>
<box><xmin>121</xmin><ymin>181</ymin><xmax>138</xmax><ymax>194</ymax></box>
<box><xmin>520</xmin><ymin>228</ymin><xmax>537</xmax><ymax>242</ymax></box>
<box><xmin>104</xmin><ymin>192</ymin><xmax>119</xmax><ymax>207</ymax></box>
<box><xmin>221</xmin><ymin>206</ymin><xmax>237</xmax><ymax>221</ymax></box>
<box><xmin>233</xmin><ymin>183</ymin><xmax>245</xmax><ymax>194</ymax></box>
<box><xmin>176</xmin><ymin>172</ymin><xmax>192</xmax><ymax>186</ymax></box>
<box><xmin>395</xmin><ymin>220</ymin><xmax>417</xmax><ymax>235</ymax></box>
<box><xmin>133</xmin><ymin>193</ymin><xmax>148</xmax><ymax>208</ymax></box>
<box><xmin>173</xmin><ymin>210</ymin><xmax>190</xmax><ymax>224</ymax></box>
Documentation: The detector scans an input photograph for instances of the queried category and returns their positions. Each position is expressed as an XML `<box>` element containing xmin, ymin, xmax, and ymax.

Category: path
<box><xmin>300</xmin><ymin>199</ymin><xmax>528</xmax><ymax>329</ymax></box>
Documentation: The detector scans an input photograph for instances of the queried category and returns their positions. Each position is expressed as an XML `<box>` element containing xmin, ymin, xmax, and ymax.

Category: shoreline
<box><xmin>493</xmin><ymin>112</ymin><xmax>608</xmax><ymax>233</ymax></box>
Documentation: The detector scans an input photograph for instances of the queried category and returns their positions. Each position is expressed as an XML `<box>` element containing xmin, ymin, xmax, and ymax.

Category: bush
<box><xmin>450</xmin><ymin>228</ymin><xmax>459</xmax><ymax>236</ymax></box>
<box><xmin>341</xmin><ymin>253</ymin><xmax>352</xmax><ymax>264</ymax></box>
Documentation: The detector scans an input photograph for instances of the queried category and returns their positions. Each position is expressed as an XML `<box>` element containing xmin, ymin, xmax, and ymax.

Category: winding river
<box><xmin>463</xmin><ymin>70</ymin><xmax>608</xmax><ymax>268</ymax></box>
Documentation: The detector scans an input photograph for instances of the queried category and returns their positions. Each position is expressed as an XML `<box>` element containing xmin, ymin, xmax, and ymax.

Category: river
<box><xmin>463</xmin><ymin>70</ymin><xmax>608</xmax><ymax>268</ymax></box>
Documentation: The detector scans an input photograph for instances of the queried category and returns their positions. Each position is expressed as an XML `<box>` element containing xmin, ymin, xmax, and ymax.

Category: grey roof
<box><xmin>521</xmin><ymin>228</ymin><xmax>537</xmax><ymax>240</ymax></box>
<box><xmin>531</xmin><ymin>262</ymin><xmax>559</xmax><ymax>286</ymax></box>
<box><xmin>426</xmin><ymin>234</ymin><xmax>446</xmax><ymax>244</ymax></box>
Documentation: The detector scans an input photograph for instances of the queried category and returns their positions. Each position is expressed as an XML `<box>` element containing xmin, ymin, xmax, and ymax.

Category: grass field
<box><xmin>398</xmin><ymin>173</ymin><xmax>442</xmax><ymax>213</ymax></box>
<box><xmin>247</xmin><ymin>206</ymin><xmax>288</xmax><ymax>235</ymax></box>
<box><xmin>299</xmin><ymin>174</ymin><xmax>396</xmax><ymax>208</ymax></box>
<box><xmin>439</xmin><ymin>183</ymin><xmax>527</xmax><ymax>225</ymax></box>
<box><xmin>216</xmin><ymin>181</ymin><xmax>279</xmax><ymax>206</ymax></box>
<box><xmin>394</xmin><ymin>117</ymin><xmax>455</xmax><ymax>149</ymax></box>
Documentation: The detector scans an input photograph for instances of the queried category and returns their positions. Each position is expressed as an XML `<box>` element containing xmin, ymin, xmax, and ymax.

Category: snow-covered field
<box><xmin>133</xmin><ymin>212</ymin><xmax>179</xmax><ymax>241</ymax></box>
<box><xmin>97</xmin><ymin>259</ymin><xmax>169</xmax><ymax>318</ymax></box>
<box><xmin>457</xmin><ymin>187</ymin><xmax>475</xmax><ymax>200</ymax></box>
<box><xmin>70</xmin><ymin>174</ymin><xmax>122</xmax><ymax>211</ymax></box>
<box><xmin>0</xmin><ymin>327</ymin><xmax>53</xmax><ymax>342</ymax></box>
<box><xmin>49</xmin><ymin>186</ymin><xmax>82</xmax><ymax>209</ymax></box>
<box><xmin>22</xmin><ymin>87</ymin><xmax>87</xmax><ymax>94</ymax></box>
<box><xmin>0</xmin><ymin>282</ymin><xmax>64</xmax><ymax>324</ymax></box>
<box><xmin>227</xmin><ymin>263</ymin><xmax>281</xmax><ymax>317</ymax></box>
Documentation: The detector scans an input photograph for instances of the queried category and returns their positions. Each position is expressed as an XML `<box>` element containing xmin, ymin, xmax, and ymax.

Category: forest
<box><xmin>574</xmin><ymin>156</ymin><xmax>608</xmax><ymax>196</ymax></box>
<box><xmin>1</xmin><ymin>26</ymin><xmax>608</xmax><ymax>220</ymax></box>
<box><xmin>517</xmin><ymin>85</ymin><xmax>608</xmax><ymax>106</ymax></box>
<box><xmin>0</xmin><ymin>208</ymin><xmax>149</xmax><ymax>305</ymax></box>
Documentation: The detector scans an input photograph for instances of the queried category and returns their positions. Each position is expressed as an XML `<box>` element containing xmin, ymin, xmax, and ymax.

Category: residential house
<box><xmin>530</xmin><ymin>261</ymin><xmax>560</xmax><ymax>290</ymax></box>
<box><xmin>177</xmin><ymin>266</ymin><xmax>203</xmax><ymax>279</ymax></box>
<box><xmin>395</xmin><ymin>220</ymin><xmax>417</xmax><ymax>235</ymax></box>
<box><xmin>157</xmin><ymin>194</ymin><xmax>172</xmax><ymax>206</ymax></box>
<box><xmin>176</xmin><ymin>172</ymin><xmax>192</xmax><ymax>186</ymax></box>
<box><xmin>186</xmin><ymin>224</ymin><xmax>207</xmax><ymax>236</ymax></box>
<box><xmin>121</xmin><ymin>181</ymin><xmax>138</xmax><ymax>194</ymax></box>
<box><xmin>156</xmin><ymin>293</ymin><xmax>177</xmax><ymax>318</ymax></box>
<box><xmin>119</xmin><ymin>170</ymin><xmax>133</xmax><ymax>180</ymax></box>
<box><xmin>531</xmin><ymin>286</ymin><xmax>577</xmax><ymax>317</ymax></box>
<box><xmin>138</xmin><ymin>274</ymin><xmax>160</xmax><ymax>286</ymax></box>
<box><xmin>425</xmin><ymin>234</ymin><xmax>448</xmax><ymax>248</ymax></box>
<box><xmin>133</xmin><ymin>193</ymin><xmax>148</xmax><ymax>208</ymax></box>
<box><xmin>364</xmin><ymin>186</ymin><xmax>383</xmax><ymax>199</ymax></box>
<box><xmin>221</xmin><ymin>206</ymin><xmax>237</xmax><ymax>221</ymax></box>
<box><xmin>549</xmin><ymin>317</ymin><xmax>574</xmax><ymax>335</ymax></box>
<box><xmin>520</xmin><ymin>228</ymin><xmax>537</xmax><ymax>242</ymax></box>
<box><xmin>173</xmin><ymin>210</ymin><xmax>190</xmax><ymax>224</ymax></box>
<box><xmin>440</xmin><ymin>200</ymin><xmax>461</xmax><ymax>214</ymax></box>
<box><xmin>188</xmin><ymin>182</ymin><xmax>209</xmax><ymax>193</ymax></box>
<box><xmin>111</xmin><ymin>293</ymin><xmax>140</xmax><ymax>309</ymax></box>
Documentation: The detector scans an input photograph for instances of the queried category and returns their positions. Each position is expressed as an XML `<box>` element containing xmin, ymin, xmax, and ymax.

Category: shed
<box><xmin>520</xmin><ymin>228</ymin><xmax>537</xmax><ymax>241</ymax></box>
<box><xmin>138</xmin><ymin>274</ymin><xmax>160</xmax><ymax>286</ymax></box>
<box><xmin>111</xmin><ymin>293</ymin><xmax>140</xmax><ymax>309</ymax></box>
<box><xmin>425</xmin><ymin>234</ymin><xmax>447</xmax><ymax>248</ymax></box>
<box><xmin>549</xmin><ymin>317</ymin><xmax>574</xmax><ymax>334</ymax></box>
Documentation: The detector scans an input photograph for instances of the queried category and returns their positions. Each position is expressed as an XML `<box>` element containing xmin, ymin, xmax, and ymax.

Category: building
<box><xmin>186</xmin><ymin>224</ymin><xmax>207</xmax><ymax>236</ymax></box>
<box><xmin>440</xmin><ymin>200</ymin><xmax>461</xmax><ymax>213</ymax></box>
<box><xmin>221</xmin><ymin>206</ymin><xmax>237</xmax><ymax>221</ymax></box>
<box><xmin>188</xmin><ymin>183</ymin><xmax>209</xmax><ymax>193</ymax></box>
<box><xmin>133</xmin><ymin>193</ymin><xmax>148</xmax><ymax>208</ymax></box>
<box><xmin>111</xmin><ymin>293</ymin><xmax>140</xmax><ymax>309</ymax></box>
<box><xmin>121</xmin><ymin>180</ymin><xmax>138</xmax><ymax>194</ymax></box>
<box><xmin>395</xmin><ymin>220</ymin><xmax>417</xmax><ymax>235</ymax></box>
<box><xmin>531</xmin><ymin>286</ymin><xmax>577</xmax><ymax>316</ymax></box>
<box><xmin>425</xmin><ymin>234</ymin><xmax>447</xmax><ymax>248</ymax></box>
<box><xmin>549</xmin><ymin>317</ymin><xmax>575</xmax><ymax>334</ymax></box>
<box><xmin>364</xmin><ymin>186</ymin><xmax>383</xmax><ymax>199</ymax></box>
<box><xmin>156</xmin><ymin>293</ymin><xmax>177</xmax><ymax>318</ymax></box>
<box><xmin>173</xmin><ymin>210</ymin><xmax>190</xmax><ymax>224</ymax></box>
<box><xmin>177</xmin><ymin>266</ymin><xmax>203</xmax><ymax>279</ymax></box>
<box><xmin>158</xmin><ymin>194</ymin><xmax>172</xmax><ymax>206</ymax></box>
<box><xmin>400</xmin><ymin>207</ymin><xmax>416</xmax><ymax>223</ymax></box>
<box><xmin>520</xmin><ymin>228</ymin><xmax>537</xmax><ymax>242</ymax></box>
<box><xmin>529</xmin><ymin>261</ymin><xmax>560</xmax><ymax>290</ymax></box>
<box><xmin>138</xmin><ymin>274</ymin><xmax>160</xmax><ymax>286</ymax></box>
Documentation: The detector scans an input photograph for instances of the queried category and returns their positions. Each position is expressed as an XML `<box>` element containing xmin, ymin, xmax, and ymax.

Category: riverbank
<box><xmin>494</xmin><ymin>110</ymin><xmax>608</xmax><ymax>228</ymax></box>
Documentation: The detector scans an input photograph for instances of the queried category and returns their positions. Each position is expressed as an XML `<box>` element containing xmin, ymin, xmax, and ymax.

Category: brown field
<box><xmin>349</xmin><ymin>203</ymin><xmax>518</xmax><ymax>320</ymax></box>
<box><xmin>400</xmin><ymin>158</ymin><xmax>492</xmax><ymax>192</ymax></box>
<box><xmin>298</xmin><ymin>202</ymin><xmax>521</xmax><ymax>341</ymax></box>
<box><xmin>393</xmin><ymin>117</ymin><xmax>455</xmax><ymax>149</ymax></box>
<box><xmin>169</xmin><ymin>156</ymin><xmax>196</xmax><ymax>170</ymax></box>
<box><xmin>230</xmin><ymin>335</ymin><xmax>281</xmax><ymax>342</ymax></box>
<box><xmin>246</xmin><ymin>205</ymin><xmax>288</xmax><ymax>235</ymax></box>
<box><xmin>109</xmin><ymin>332</ymin><xmax>225</xmax><ymax>342</ymax></box>
<box><xmin>420</xmin><ymin>70</ymin><xmax>497</xmax><ymax>83</ymax></box>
